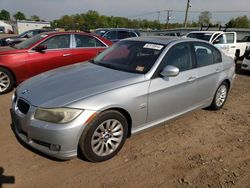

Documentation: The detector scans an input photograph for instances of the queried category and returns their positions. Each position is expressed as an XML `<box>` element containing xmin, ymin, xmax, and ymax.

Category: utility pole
<box><xmin>184</xmin><ymin>0</ymin><xmax>191</xmax><ymax>28</ymax></box>
<box><xmin>166</xmin><ymin>10</ymin><xmax>170</xmax><ymax>29</ymax></box>
<box><xmin>157</xmin><ymin>11</ymin><xmax>161</xmax><ymax>22</ymax></box>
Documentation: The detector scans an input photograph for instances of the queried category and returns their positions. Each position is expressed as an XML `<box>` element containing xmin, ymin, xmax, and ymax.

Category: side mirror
<box><xmin>33</xmin><ymin>45</ymin><xmax>47</xmax><ymax>52</ymax></box>
<box><xmin>160</xmin><ymin>65</ymin><xmax>179</xmax><ymax>77</ymax></box>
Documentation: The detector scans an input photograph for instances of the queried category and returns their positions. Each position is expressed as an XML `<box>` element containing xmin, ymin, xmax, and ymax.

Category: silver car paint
<box><xmin>11</xmin><ymin>37</ymin><xmax>235</xmax><ymax>159</ymax></box>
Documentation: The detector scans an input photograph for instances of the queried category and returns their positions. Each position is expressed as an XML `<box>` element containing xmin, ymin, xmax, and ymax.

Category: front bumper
<box><xmin>11</xmin><ymin>97</ymin><xmax>97</xmax><ymax>160</ymax></box>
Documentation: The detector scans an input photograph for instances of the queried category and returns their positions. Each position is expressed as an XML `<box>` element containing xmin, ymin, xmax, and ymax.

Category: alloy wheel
<box><xmin>0</xmin><ymin>71</ymin><xmax>10</xmax><ymax>92</ymax></box>
<box><xmin>91</xmin><ymin>119</ymin><xmax>124</xmax><ymax>157</ymax></box>
<box><xmin>215</xmin><ymin>85</ymin><xmax>227</xmax><ymax>107</ymax></box>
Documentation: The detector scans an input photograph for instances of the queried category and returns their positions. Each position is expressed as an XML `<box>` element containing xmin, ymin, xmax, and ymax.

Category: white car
<box><xmin>242</xmin><ymin>51</ymin><xmax>250</xmax><ymax>71</ymax></box>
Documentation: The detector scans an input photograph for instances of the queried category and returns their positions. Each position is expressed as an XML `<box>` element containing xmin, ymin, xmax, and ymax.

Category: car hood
<box><xmin>17</xmin><ymin>62</ymin><xmax>145</xmax><ymax>108</ymax></box>
<box><xmin>0</xmin><ymin>46</ymin><xmax>27</xmax><ymax>55</ymax></box>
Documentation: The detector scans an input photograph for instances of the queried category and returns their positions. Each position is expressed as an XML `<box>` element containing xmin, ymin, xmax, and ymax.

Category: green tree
<box><xmin>227</xmin><ymin>16</ymin><xmax>249</xmax><ymax>28</ymax></box>
<box><xmin>0</xmin><ymin>9</ymin><xmax>10</xmax><ymax>20</ymax></box>
<box><xmin>14</xmin><ymin>11</ymin><xmax>26</xmax><ymax>20</ymax></box>
<box><xmin>198</xmin><ymin>11</ymin><xmax>212</xmax><ymax>25</ymax></box>
<box><xmin>30</xmin><ymin>15</ymin><xmax>40</xmax><ymax>21</ymax></box>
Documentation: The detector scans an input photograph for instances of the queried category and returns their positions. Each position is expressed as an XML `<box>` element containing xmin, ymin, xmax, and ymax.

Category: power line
<box><xmin>129</xmin><ymin>9</ymin><xmax>250</xmax><ymax>18</ymax></box>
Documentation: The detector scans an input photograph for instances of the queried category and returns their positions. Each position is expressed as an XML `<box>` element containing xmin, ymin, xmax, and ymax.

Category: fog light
<box><xmin>50</xmin><ymin>144</ymin><xmax>61</xmax><ymax>151</ymax></box>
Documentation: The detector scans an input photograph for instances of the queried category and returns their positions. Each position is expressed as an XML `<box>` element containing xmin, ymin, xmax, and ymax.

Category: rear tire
<box><xmin>0</xmin><ymin>67</ymin><xmax>14</xmax><ymax>95</ymax></box>
<box><xmin>208</xmin><ymin>81</ymin><xmax>229</xmax><ymax>110</ymax></box>
<box><xmin>79</xmin><ymin>110</ymin><xmax>128</xmax><ymax>162</ymax></box>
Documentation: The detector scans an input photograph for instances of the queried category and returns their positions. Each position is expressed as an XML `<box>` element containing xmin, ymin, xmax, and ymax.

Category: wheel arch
<box><xmin>102</xmin><ymin>107</ymin><xmax>132</xmax><ymax>138</ymax></box>
<box><xmin>223</xmin><ymin>79</ymin><xmax>231</xmax><ymax>90</ymax></box>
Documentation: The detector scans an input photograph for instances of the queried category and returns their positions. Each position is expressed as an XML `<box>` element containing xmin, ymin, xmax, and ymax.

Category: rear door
<box><xmin>26</xmin><ymin>34</ymin><xmax>73</xmax><ymax>77</ymax></box>
<box><xmin>71</xmin><ymin>34</ymin><xmax>108</xmax><ymax>63</ymax></box>
<box><xmin>147</xmin><ymin>42</ymin><xmax>197</xmax><ymax>123</ymax></box>
<box><xmin>192</xmin><ymin>42</ymin><xmax>223</xmax><ymax>106</ymax></box>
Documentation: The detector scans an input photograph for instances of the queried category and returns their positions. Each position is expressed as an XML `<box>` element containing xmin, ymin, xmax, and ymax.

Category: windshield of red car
<box><xmin>14</xmin><ymin>34</ymin><xmax>48</xmax><ymax>49</ymax></box>
<box><xmin>92</xmin><ymin>41</ymin><xmax>165</xmax><ymax>74</ymax></box>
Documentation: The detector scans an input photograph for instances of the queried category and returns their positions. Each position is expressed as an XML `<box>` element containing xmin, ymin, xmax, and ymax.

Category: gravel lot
<box><xmin>0</xmin><ymin>61</ymin><xmax>249</xmax><ymax>188</ymax></box>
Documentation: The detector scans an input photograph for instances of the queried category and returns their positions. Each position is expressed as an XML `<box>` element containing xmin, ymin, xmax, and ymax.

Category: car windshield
<box><xmin>187</xmin><ymin>33</ymin><xmax>213</xmax><ymax>41</ymax></box>
<box><xmin>18</xmin><ymin>31</ymin><xmax>30</xmax><ymax>38</ymax></box>
<box><xmin>14</xmin><ymin>34</ymin><xmax>47</xmax><ymax>49</ymax></box>
<box><xmin>91</xmin><ymin>40</ymin><xmax>165</xmax><ymax>74</ymax></box>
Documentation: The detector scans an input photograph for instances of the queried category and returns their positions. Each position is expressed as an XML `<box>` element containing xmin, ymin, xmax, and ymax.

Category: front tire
<box><xmin>79</xmin><ymin>110</ymin><xmax>128</xmax><ymax>162</ymax></box>
<box><xmin>0</xmin><ymin>67</ymin><xmax>14</xmax><ymax>95</ymax></box>
<box><xmin>208</xmin><ymin>81</ymin><xmax>229</xmax><ymax>110</ymax></box>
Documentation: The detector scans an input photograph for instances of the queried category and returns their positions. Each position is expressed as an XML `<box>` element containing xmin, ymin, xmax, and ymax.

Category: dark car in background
<box><xmin>0</xmin><ymin>31</ymin><xmax>112</xmax><ymax>94</ymax></box>
<box><xmin>0</xmin><ymin>29</ymin><xmax>54</xmax><ymax>46</ymax></box>
<box><xmin>94</xmin><ymin>28</ymin><xmax>140</xmax><ymax>43</ymax></box>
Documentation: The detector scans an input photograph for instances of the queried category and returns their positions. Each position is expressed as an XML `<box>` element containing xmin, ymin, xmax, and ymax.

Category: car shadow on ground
<box><xmin>0</xmin><ymin>167</ymin><xmax>15</xmax><ymax>188</ymax></box>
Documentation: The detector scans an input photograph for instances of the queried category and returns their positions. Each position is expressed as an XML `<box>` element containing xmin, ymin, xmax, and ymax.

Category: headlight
<box><xmin>34</xmin><ymin>107</ymin><xmax>83</xmax><ymax>124</ymax></box>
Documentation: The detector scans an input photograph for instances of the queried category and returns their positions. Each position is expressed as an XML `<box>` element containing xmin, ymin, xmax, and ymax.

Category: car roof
<box><xmin>188</xmin><ymin>31</ymin><xmax>224</xmax><ymax>34</ymax></box>
<box><xmin>41</xmin><ymin>31</ymin><xmax>97</xmax><ymax>37</ymax></box>
<box><xmin>124</xmin><ymin>36</ymin><xmax>203</xmax><ymax>45</ymax></box>
<box><xmin>96</xmin><ymin>28</ymin><xmax>138</xmax><ymax>32</ymax></box>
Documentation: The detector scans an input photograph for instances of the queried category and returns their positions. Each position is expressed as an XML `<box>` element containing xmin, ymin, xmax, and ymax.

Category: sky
<box><xmin>1</xmin><ymin>0</ymin><xmax>250</xmax><ymax>24</ymax></box>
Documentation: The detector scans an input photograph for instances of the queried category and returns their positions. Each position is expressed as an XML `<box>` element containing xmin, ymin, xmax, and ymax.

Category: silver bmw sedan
<box><xmin>11</xmin><ymin>37</ymin><xmax>235</xmax><ymax>162</ymax></box>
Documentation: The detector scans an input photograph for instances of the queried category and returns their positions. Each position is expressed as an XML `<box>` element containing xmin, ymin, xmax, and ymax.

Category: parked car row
<box><xmin>186</xmin><ymin>31</ymin><xmax>247</xmax><ymax>61</ymax></box>
<box><xmin>0</xmin><ymin>29</ymin><xmax>55</xmax><ymax>46</ymax></box>
<box><xmin>94</xmin><ymin>28</ymin><xmax>140</xmax><ymax>43</ymax></box>
<box><xmin>10</xmin><ymin>36</ymin><xmax>235</xmax><ymax>162</ymax></box>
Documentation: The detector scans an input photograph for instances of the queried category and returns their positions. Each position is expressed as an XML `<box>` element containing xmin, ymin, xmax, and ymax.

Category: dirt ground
<box><xmin>0</xmin><ymin>63</ymin><xmax>250</xmax><ymax>188</ymax></box>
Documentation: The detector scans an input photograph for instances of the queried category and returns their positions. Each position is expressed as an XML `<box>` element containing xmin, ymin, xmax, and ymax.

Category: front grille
<box><xmin>17</xmin><ymin>99</ymin><xmax>30</xmax><ymax>114</ymax></box>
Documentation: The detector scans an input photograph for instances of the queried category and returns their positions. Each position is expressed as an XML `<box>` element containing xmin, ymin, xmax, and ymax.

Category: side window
<box><xmin>75</xmin><ymin>35</ymin><xmax>105</xmax><ymax>48</ymax></box>
<box><xmin>194</xmin><ymin>43</ymin><xmax>214</xmax><ymax>67</ymax></box>
<box><xmin>161</xmin><ymin>43</ymin><xmax>193</xmax><ymax>72</ymax></box>
<box><xmin>117</xmin><ymin>31</ymin><xmax>130</xmax><ymax>39</ymax></box>
<box><xmin>32</xmin><ymin>30</ymin><xmax>40</xmax><ymax>36</ymax></box>
<box><xmin>225</xmin><ymin>33</ymin><xmax>235</xmax><ymax>43</ymax></box>
<box><xmin>40</xmin><ymin>34</ymin><xmax>70</xmax><ymax>49</ymax></box>
<box><xmin>130</xmin><ymin>32</ymin><xmax>137</xmax><ymax>37</ymax></box>
<box><xmin>104</xmin><ymin>31</ymin><xmax>117</xmax><ymax>40</ymax></box>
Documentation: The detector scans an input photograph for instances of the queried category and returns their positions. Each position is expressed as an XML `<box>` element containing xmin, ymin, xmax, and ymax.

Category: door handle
<box><xmin>187</xmin><ymin>76</ymin><xmax>196</xmax><ymax>82</ymax></box>
<box><xmin>63</xmin><ymin>54</ymin><xmax>71</xmax><ymax>57</ymax></box>
<box><xmin>231</xmin><ymin>46</ymin><xmax>236</xmax><ymax>48</ymax></box>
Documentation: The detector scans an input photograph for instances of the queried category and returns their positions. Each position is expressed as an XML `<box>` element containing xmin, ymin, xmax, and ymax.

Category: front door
<box><xmin>26</xmin><ymin>34</ymin><xmax>72</xmax><ymax>77</ymax></box>
<box><xmin>147</xmin><ymin>42</ymin><xmax>197</xmax><ymax>123</ymax></box>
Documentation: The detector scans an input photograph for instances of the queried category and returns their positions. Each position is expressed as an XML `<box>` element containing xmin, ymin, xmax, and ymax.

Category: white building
<box><xmin>16</xmin><ymin>20</ymin><xmax>51</xmax><ymax>34</ymax></box>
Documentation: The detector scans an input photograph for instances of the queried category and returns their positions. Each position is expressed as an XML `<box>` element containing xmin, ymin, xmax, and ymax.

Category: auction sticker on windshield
<box><xmin>143</xmin><ymin>43</ymin><xmax>163</xmax><ymax>50</ymax></box>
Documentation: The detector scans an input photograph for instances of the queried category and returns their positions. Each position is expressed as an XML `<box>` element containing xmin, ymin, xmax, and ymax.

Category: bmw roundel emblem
<box><xmin>21</xmin><ymin>89</ymin><xmax>29</xmax><ymax>95</ymax></box>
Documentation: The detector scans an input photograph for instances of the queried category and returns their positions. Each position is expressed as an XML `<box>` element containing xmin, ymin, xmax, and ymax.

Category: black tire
<box><xmin>208</xmin><ymin>81</ymin><xmax>229</xmax><ymax>111</ymax></box>
<box><xmin>0</xmin><ymin>67</ymin><xmax>15</xmax><ymax>95</ymax></box>
<box><xmin>79</xmin><ymin>110</ymin><xmax>128</xmax><ymax>162</ymax></box>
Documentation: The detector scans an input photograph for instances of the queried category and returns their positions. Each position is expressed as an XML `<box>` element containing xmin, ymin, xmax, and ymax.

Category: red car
<box><xmin>0</xmin><ymin>32</ymin><xmax>112</xmax><ymax>94</ymax></box>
